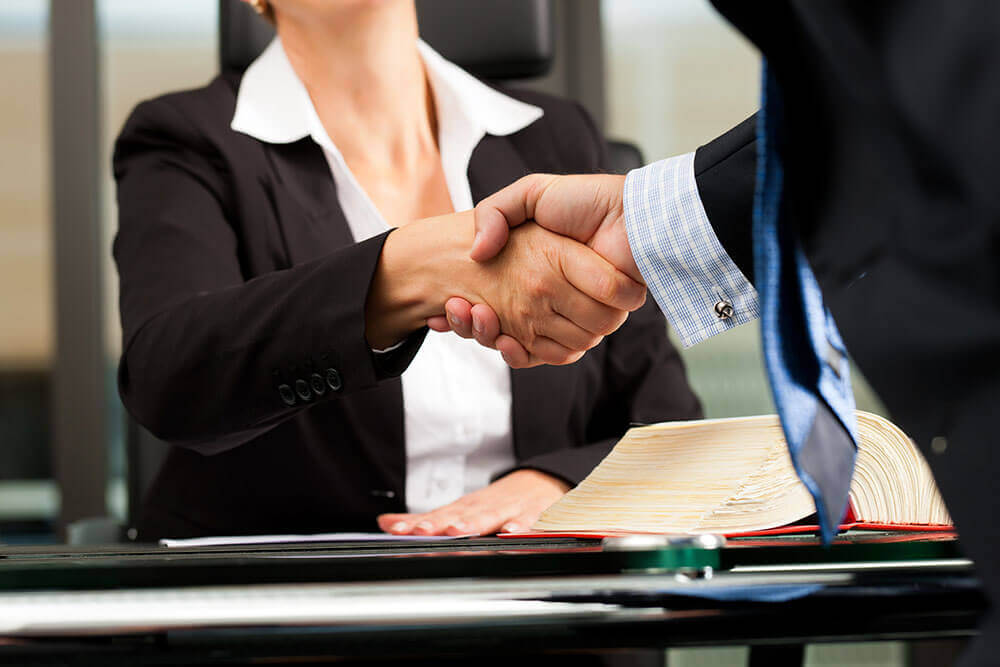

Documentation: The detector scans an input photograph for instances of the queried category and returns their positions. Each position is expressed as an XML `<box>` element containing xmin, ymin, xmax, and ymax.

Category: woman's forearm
<box><xmin>118</xmin><ymin>233</ymin><xmax>410</xmax><ymax>449</ymax></box>
<box><xmin>364</xmin><ymin>212</ymin><xmax>481</xmax><ymax>349</ymax></box>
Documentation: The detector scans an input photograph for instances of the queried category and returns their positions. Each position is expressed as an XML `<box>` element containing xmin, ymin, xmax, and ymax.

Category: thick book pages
<box><xmin>532</xmin><ymin>411</ymin><xmax>951</xmax><ymax>536</ymax></box>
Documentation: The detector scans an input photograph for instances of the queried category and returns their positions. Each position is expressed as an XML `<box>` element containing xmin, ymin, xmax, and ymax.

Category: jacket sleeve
<box><xmin>694</xmin><ymin>113</ymin><xmax>758</xmax><ymax>281</ymax></box>
<box><xmin>113</xmin><ymin>98</ymin><xmax>424</xmax><ymax>453</ymax></box>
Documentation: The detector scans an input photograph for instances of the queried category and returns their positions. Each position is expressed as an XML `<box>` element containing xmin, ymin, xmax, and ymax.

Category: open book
<box><xmin>531</xmin><ymin>411</ymin><xmax>952</xmax><ymax>537</ymax></box>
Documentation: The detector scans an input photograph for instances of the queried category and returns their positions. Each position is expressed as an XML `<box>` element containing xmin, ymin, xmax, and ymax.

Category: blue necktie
<box><xmin>753</xmin><ymin>63</ymin><xmax>859</xmax><ymax>544</ymax></box>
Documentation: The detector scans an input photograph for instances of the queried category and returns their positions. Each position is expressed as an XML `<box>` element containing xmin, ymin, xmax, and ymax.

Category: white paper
<box><xmin>160</xmin><ymin>532</ymin><xmax>469</xmax><ymax>548</ymax></box>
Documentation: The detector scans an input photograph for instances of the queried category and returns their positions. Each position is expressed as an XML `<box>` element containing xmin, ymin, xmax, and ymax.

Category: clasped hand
<box><xmin>427</xmin><ymin>174</ymin><xmax>639</xmax><ymax>367</ymax></box>
<box><xmin>367</xmin><ymin>205</ymin><xmax>643</xmax><ymax>366</ymax></box>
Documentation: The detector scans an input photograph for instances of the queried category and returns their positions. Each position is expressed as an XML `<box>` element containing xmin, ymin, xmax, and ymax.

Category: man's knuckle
<box><xmin>524</xmin><ymin>173</ymin><xmax>555</xmax><ymax>204</ymax></box>
<box><xmin>623</xmin><ymin>285</ymin><xmax>645</xmax><ymax>310</ymax></box>
<box><xmin>526</xmin><ymin>273</ymin><xmax>551</xmax><ymax>299</ymax></box>
<box><xmin>593</xmin><ymin>272</ymin><xmax>617</xmax><ymax>303</ymax></box>
<box><xmin>589</xmin><ymin>310</ymin><xmax>615</xmax><ymax>336</ymax></box>
<box><xmin>551</xmin><ymin>350</ymin><xmax>575</xmax><ymax>366</ymax></box>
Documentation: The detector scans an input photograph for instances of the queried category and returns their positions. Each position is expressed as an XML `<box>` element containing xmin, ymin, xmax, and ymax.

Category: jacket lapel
<box><xmin>263</xmin><ymin>139</ymin><xmax>355</xmax><ymax>264</ymax></box>
<box><xmin>263</xmin><ymin>137</ymin><xmax>407</xmax><ymax>492</ymax></box>
<box><xmin>468</xmin><ymin>133</ymin><xmax>531</xmax><ymax>205</ymax></box>
<box><xmin>469</xmin><ymin>134</ymin><xmax>568</xmax><ymax>461</ymax></box>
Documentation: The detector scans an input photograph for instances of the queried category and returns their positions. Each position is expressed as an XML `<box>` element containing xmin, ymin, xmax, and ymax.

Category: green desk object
<box><xmin>602</xmin><ymin>529</ymin><xmax>964</xmax><ymax>573</ymax></box>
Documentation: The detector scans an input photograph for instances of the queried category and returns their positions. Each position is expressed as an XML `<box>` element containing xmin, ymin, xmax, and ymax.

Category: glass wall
<box><xmin>602</xmin><ymin>0</ymin><xmax>884</xmax><ymax>419</ymax></box>
<box><xmin>0</xmin><ymin>1</ymin><xmax>56</xmax><ymax>541</ymax></box>
<box><xmin>0</xmin><ymin>2</ymin><xmax>218</xmax><ymax>543</ymax></box>
<box><xmin>97</xmin><ymin>0</ymin><xmax>218</xmax><ymax>520</ymax></box>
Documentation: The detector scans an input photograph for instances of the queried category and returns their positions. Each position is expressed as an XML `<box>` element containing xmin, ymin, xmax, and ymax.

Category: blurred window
<box><xmin>97</xmin><ymin>0</ymin><xmax>218</xmax><ymax>521</ymax></box>
<box><xmin>0</xmin><ymin>0</ymin><xmax>56</xmax><ymax>542</ymax></box>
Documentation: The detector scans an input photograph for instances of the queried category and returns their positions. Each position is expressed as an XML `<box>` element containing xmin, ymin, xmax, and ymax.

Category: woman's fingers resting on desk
<box><xmin>376</xmin><ymin>469</ymin><xmax>571</xmax><ymax>537</ymax></box>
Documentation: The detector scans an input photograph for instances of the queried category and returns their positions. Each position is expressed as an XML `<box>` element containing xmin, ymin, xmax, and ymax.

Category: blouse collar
<box><xmin>230</xmin><ymin>36</ymin><xmax>543</xmax><ymax>145</ymax></box>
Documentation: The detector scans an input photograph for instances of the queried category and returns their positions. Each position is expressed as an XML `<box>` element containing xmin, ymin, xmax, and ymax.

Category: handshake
<box><xmin>396</xmin><ymin>173</ymin><xmax>641</xmax><ymax>368</ymax></box>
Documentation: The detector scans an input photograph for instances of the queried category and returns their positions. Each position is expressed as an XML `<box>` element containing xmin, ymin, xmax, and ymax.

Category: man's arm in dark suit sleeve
<box><xmin>694</xmin><ymin>113</ymin><xmax>758</xmax><ymax>282</ymax></box>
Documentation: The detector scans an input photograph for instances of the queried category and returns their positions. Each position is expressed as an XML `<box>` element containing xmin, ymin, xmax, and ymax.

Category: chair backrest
<box><xmin>219</xmin><ymin>0</ymin><xmax>555</xmax><ymax>80</ymax></box>
<box><xmin>606</xmin><ymin>140</ymin><xmax>645</xmax><ymax>175</ymax></box>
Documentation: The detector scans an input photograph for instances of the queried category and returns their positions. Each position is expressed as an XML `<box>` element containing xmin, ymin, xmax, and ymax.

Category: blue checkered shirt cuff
<box><xmin>623</xmin><ymin>152</ymin><xmax>759</xmax><ymax>347</ymax></box>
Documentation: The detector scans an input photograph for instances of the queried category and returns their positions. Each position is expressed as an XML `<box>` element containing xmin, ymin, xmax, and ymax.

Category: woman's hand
<box><xmin>365</xmin><ymin>211</ymin><xmax>645</xmax><ymax>364</ymax></box>
<box><xmin>376</xmin><ymin>469</ymin><xmax>570</xmax><ymax>536</ymax></box>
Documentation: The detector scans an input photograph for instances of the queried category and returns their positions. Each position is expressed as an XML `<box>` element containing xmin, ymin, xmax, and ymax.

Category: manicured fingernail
<box><xmin>502</xmin><ymin>522</ymin><xmax>520</xmax><ymax>533</ymax></box>
<box><xmin>415</xmin><ymin>521</ymin><xmax>434</xmax><ymax>533</ymax></box>
<box><xmin>449</xmin><ymin>521</ymin><xmax>467</xmax><ymax>532</ymax></box>
<box><xmin>472</xmin><ymin>314</ymin><xmax>483</xmax><ymax>334</ymax></box>
<box><xmin>390</xmin><ymin>522</ymin><xmax>409</xmax><ymax>533</ymax></box>
<box><xmin>449</xmin><ymin>313</ymin><xmax>462</xmax><ymax>327</ymax></box>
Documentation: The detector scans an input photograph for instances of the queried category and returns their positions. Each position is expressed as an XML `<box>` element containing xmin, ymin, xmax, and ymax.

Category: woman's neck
<box><xmin>274</xmin><ymin>1</ymin><xmax>436</xmax><ymax>171</ymax></box>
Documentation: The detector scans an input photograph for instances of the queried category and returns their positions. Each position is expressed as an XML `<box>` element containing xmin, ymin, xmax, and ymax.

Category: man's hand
<box><xmin>472</xmin><ymin>173</ymin><xmax>638</xmax><ymax>281</ymax></box>
<box><xmin>464</xmin><ymin>221</ymin><xmax>643</xmax><ymax>364</ymax></box>
<box><xmin>428</xmin><ymin>174</ymin><xmax>641</xmax><ymax>367</ymax></box>
<box><xmin>369</xmin><ymin>210</ymin><xmax>643</xmax><ymax>366</ymax></box>
<box><xmin>376</xmin><ymin>469</ymin><xmax>570</xmax><ymax>536</ymax></box>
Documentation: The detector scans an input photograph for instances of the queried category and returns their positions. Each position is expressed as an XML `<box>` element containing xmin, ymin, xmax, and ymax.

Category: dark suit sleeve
<box><xmin>693</xmin><ymin>113</ymin><xmax>758</xmax><ymax>282</ymax></box>
<box><xmin>113</xmin><ymin>99</ymin><xmax>423</xmax><ymax>453</ymax></box>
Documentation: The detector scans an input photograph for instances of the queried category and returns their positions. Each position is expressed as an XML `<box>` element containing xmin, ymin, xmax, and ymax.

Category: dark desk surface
<box><xmin>0</xmin><ymin>531</ymin><xmax>964</xmax><ymax>588</ymax></box>
<box><xmin>0</xmin><ymin>532</ymin><xmax>983</xmax><ymax>665</ymax></box>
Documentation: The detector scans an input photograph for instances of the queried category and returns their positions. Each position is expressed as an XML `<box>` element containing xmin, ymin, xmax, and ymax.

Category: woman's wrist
<box><xmin>364</xmin><ymin>211</ymin><xmax>481</xmax><ymax>349</ymax></box>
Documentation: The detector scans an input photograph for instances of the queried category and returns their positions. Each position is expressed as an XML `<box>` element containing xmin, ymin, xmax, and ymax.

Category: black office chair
<box><xmin>218</xmin><ymin>0</ymin><xmax>643</xmax><ymax>171</ymax></box>
<box><xmin>222</xmin><ymin>0</ymin><xmax>555</xmax><ymax>79</ymax></box>
<box><xmin>88</xmin><ymin>0</ymin><xmax>645</xmax><ymax>545</ymax></box>
<box><xmin>606</xmin><ymin>139</ymin><xmax>645</xmax><ymax>174</ymax></box>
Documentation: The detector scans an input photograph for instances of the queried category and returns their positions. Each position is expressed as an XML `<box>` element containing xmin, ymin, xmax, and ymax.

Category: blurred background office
<box><xmin>0</xmin><ymin>1</ymin><xmax>895</xmax><ymax>664</ymax></box>
<box><xmin>0</xmin><ymin>0</ymin><xmax>888</xmax><ymax>547</ymax></box>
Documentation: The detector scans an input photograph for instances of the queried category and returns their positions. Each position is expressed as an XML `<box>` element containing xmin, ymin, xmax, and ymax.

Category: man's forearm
<box><xmin>623</xmin><ymin>151</ymin><xmax>759</xmax><ymax>348</ymax></box>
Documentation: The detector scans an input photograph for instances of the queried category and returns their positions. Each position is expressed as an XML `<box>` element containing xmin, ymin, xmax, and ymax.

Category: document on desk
<box><xmin>160</xmin><ymin>533</ymin><xmax>467</xmax><ymax>548</ymax></box>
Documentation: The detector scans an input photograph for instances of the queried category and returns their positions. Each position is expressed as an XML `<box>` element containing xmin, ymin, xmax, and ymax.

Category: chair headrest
<box><xmin>218</xmin><ymin>0</ymin><xmax>554</xmax><ymax>80</ymax></box>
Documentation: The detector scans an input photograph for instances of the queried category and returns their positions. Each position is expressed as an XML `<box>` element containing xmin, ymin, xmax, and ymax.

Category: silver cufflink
<box><xmin>714</xmin><ymin>300</ymin><xmax>734</xmax><ymax>320</ymax></box>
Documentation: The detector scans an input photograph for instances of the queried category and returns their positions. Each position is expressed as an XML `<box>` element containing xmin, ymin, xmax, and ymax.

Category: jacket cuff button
<box><xmin>295</xmin><ymin>378</ymin><xmax>313</xmax><ymax>401</ymax></box>
<box><xmin>278</xmin><ymin>383</ymin><xmax>296</xmax><ymax>406</ymax></box>
<box><xmin>310</xmin><ymin>373</ymin><xmax>327</xmax><ymax>396</ymax></box>
<box><xmin>325</xmin><ymin>368</ymin><xmax>342</xmax><ymax>392</ymax></box>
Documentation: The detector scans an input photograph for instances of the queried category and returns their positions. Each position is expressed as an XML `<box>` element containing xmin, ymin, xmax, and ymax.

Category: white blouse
<box><xmin>231</xmin><ymin>37</ymin><xmax>544</xmax><ymax>513</ymax></box>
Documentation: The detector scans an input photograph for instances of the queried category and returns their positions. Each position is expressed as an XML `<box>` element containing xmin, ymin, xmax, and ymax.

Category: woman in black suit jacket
<box><xmin>112</xmin><ymin>0</ymin><xmax>701</xmax><ymax>540</ymax></box>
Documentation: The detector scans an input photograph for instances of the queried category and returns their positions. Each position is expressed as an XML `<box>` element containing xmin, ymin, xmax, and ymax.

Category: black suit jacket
<box><xmin>695</xmin><ymin>3</ymin><xmax>999</xmax><ymax>660</ymax></box>
<box><xmin>113</xmin><ymin>71</ymin><xmax>702</xmax><ymax>540</ymax></box>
